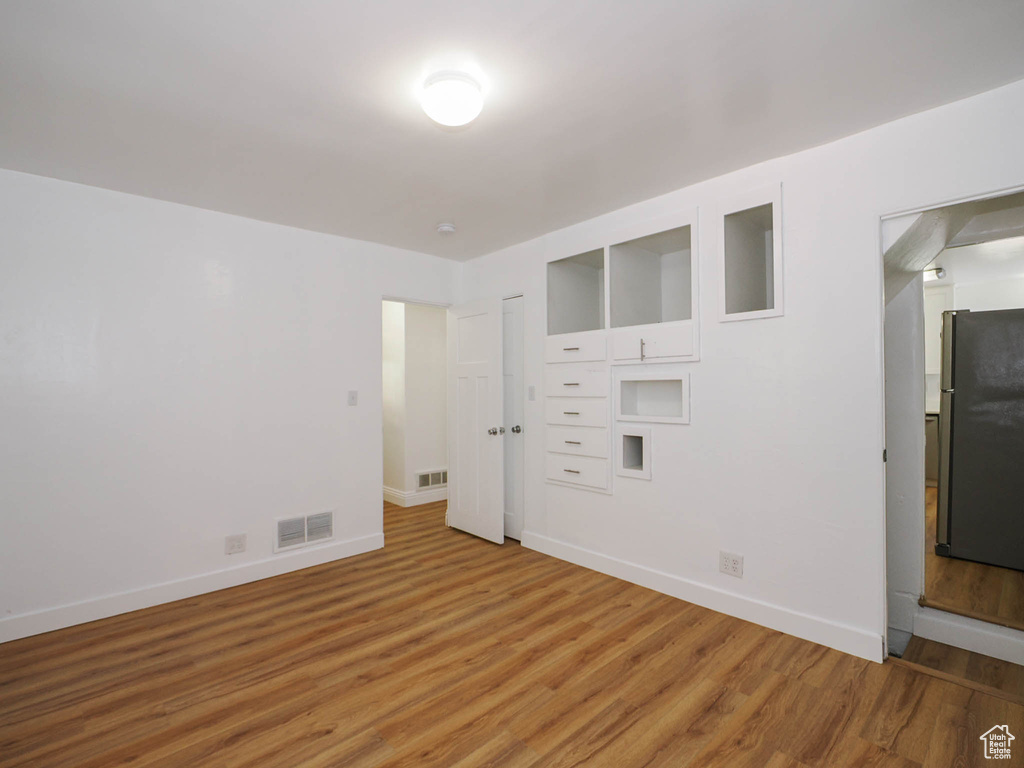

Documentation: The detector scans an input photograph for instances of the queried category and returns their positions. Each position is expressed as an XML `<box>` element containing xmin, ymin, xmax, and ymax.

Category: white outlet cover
<box><xmin>225</xmin><ymin>534</ymin><xmax>247</xmax><ymax>554</ymax></box>
<box><xmin>719</xmin><ymin>551</ymin><xmax>743</xmax><ymax>578</ymax></box>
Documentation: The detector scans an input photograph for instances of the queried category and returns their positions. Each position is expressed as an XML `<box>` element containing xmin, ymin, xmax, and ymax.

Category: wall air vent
<box><xmin>416</xmin><ymin>469</ymin><xmax>448</xmax><ymax>489</ymax></box>
<box><xmin>306</xmin><ymin>512</ymin><xmax>333</xmax><ymax>542</ymax></box>
<box><xmin>274</xmin><ymin>511</ymin><xmax>334</xmax><ymax>553</ymax></box>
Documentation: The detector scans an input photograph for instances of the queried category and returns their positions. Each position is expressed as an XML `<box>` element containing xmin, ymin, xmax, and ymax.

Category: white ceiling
<box><xmin>3</xmin><ymin>1</ymin><xmax>1024</xmax><ymax>261</ymax></box>
<box><xmin>929</xmin><ymin>237</ymin><xmax>1024</xmax><ymax>285</ymax></box>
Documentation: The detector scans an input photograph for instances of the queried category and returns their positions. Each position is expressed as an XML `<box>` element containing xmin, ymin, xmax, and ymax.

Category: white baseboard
<box><xmin>521</xmin><ymin>531</ymin><xmax>883</xmax><ymax>662</ymax></box>
<box><xmin>383</xmin><ymin>485</ymin><xmax>448</xmax><ymax>507</ymax></box>
<box><xmin>0</xmin><ymin>533</ymin><xmax>383</xmax><ymax>644</ymax></box>
<box><xmin>914</xmin><ymin>606</ymin><xmax>1024</xmax><ymax>665</ymax></box>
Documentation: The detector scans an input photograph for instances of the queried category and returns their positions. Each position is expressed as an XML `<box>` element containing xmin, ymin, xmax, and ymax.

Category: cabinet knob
<box><xmin>511</xmin><ymin>425</ymin><xmax>522</xmax><ymax>434</ymax></box>
<box><xmin>487</xmin><ymin>427</ymin><xmax>498</xmax><ymax>436</ymax></box>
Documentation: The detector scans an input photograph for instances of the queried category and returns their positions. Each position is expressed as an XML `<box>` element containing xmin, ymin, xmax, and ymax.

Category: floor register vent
<box><xmin>416</xmin><ymin>470</ymin><xmax>448</xmax><ymax>489</ymax></box>
<box><xmin>275</xmin><ymin>511</ymin><xmax>334</xmax><ymax>553</ymax></box>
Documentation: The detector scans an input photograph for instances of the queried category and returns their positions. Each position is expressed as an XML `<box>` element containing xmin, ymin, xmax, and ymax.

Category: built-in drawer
<box><xmin>544</xmin><ymin>397</ymin><xmax>608</xmax><ymax>428</ymax></box>
<box><xmin>545</xmin><ymin>453</ymin><xmax>609</xmax><ymax>490</ymax></box>
<box><xmin>545</xmin><ymin>425</ymin><xmax>608</xmax><ymax>458</ymax></box>
<box><xmin>545</xmin><ymin>332</ymin><xmax>607</xmax><ymax>364</ymax></box>
<box><xmin>544</xmin><ymin>364</ymin><xmax>609</xmax><ymax>398</ymax></box>
<box><xmin>611</xmin><ymin>320</ymin><xmax>695</xmax><ymax>362</ymax></box>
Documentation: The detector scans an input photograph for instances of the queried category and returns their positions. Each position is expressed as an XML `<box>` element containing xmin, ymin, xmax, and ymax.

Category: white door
<box><xmin>503</xmin><ymin>296</ymin><xmax>525</xmax><ymax>540</ymax></box>
<box><xmin>447</xmin><ymin>298</ymin><xmax>505</xmax><ymax>544</ymax></box>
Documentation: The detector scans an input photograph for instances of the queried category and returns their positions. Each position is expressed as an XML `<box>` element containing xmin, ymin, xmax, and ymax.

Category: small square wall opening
<box><xmin>623</xmin><ymin>434</ymin><xmax>644</xmax><ymax>471</ymax></box>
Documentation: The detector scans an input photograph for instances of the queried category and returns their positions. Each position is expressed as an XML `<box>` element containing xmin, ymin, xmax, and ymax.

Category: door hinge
<box><xmin>882</xmin><ymin>449</ymin><xmax>887</xmax><ymax>463</ymax></box>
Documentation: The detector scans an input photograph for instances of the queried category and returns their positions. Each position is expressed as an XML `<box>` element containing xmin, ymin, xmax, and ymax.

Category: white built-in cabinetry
<box><xmin>609</xmin><ymin>223</ymin><xmax>698</xmax><ymax>362</ymax></box>
<box><xmin>544</xmin><ymin>343</ymin><xmax>611</xmax><ymax>492</ymax></box>
<box><xmin>545</xmin><ymin>192</ymin><xmax>782</xmax><ymax>490</ymax></box>
<box><xmin>544</xmin><ymin>214</ymin><xmax>697</xmax><ymax>491</ymax></box>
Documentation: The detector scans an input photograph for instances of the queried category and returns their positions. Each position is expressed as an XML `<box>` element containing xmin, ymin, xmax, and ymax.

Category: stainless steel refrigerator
<box><xmin>936</xmin><ymin>308</ymin><xmax>1024</xmax><ymax>572</ymax></box>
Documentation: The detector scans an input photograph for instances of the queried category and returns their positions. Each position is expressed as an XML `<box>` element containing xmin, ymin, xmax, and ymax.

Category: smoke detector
<box><xmin>437</xmin><ymin>222</ymin><xmax>456</xmax><ymax>235</ymax></box>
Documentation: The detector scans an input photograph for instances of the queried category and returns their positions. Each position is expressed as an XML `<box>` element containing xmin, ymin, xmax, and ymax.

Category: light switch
<box><xmin>528</xmin><ymin>385</ymin><xmax>536</xmax><ymax>401</ymax></box>
<box><xmin>347</xmin><ymin>390</ymin><xmax>358</xmax><ymax>406</ymax></box>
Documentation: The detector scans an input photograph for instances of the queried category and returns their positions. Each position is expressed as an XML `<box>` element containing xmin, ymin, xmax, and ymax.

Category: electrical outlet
<box><xmin>719</xmin><ymin>551</ymin><xmax>743</xmax><ymax>578</ymax></box>
<box><xmin>225</xmin><ymin>534</ymin><xmax>247</xmax><ymax>555</ymax></box>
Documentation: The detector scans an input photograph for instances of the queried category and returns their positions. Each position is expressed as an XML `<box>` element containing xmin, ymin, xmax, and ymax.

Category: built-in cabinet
<box><xmin>544</xmin><ymin>190</ymin><xmax>782</xmax><ymax>491</ymax></box>
<box><xmin>544</xmin><ymin>359</ymin><xmax>612</xmax><ymax>492</ymax></box>
<box><xmin>547</xmin><ymin>249</ymin><xmax>605</xmax><ymax>336</ymax></box>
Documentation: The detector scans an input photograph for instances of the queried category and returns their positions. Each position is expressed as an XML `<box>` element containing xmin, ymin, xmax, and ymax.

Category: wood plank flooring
<box><xmin>1</xmin><ymin>499</ymin><xmax>1022</xmax><ymax>767</ymax></box>
<box><xmin>923</xmin><ymin>487</ymin><xmax>1024</xmax><ymax>630</ymax></box>
<box><xmin>900</xmin><ymin>636</ymin><xmax>1024</xmax><ymax>702</ymax></box>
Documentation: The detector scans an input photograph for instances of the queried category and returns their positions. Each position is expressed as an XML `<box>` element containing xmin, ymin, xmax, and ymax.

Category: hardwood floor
<box><xmin>923</xmin><ymin>487</ymin><xmax>1024</xmax><ymax>630</ymax></box>
<box><xmin>900</xmin><ymin>636</ymin><xmax>1024</xmax><ymax>702</ymax></box>
<box><xmin>1</xmin><ymin>499</ymin><xmax>1022</xmax><ymax>767</ymax></box>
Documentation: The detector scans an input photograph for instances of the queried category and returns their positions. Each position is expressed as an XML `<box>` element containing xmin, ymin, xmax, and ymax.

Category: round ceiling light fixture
<box><xmin>436</xmin><ymin>222</ymin><xmax>456</xmax><ymax>235</ymax></box>
<box><xmin>420</xmin><ymin>71</ymin><xmax>483</xmax><ymax>127</ymax></box>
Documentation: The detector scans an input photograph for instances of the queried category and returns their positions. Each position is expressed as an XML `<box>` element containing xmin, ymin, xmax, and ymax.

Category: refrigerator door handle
<box><xmin>940</xmin><ymin>310</ymin><xmax>959</xmax><ymax>392</ymax></box>
<box><xmin>936</xmin><ymin>390</ymin><xmax>953</xmax><ymax>552</ymax></box>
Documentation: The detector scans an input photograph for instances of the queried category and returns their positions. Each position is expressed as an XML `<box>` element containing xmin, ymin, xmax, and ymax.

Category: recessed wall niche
<box><xmin>610</xmin><ymin>225</ymin><xmax>692</xmax><ymax>328</ymax></box>
<box><xmin>617</xmin><ymin>427</ymin><xmax>652</xmax><ymax>480</ymax></box>
<box><xmin>615</xmin><ymin>370</ymin><xmax>691</xmax><ymax>425</ymax></box>
<box><xmin>547</xmin><ymin>249</ymin><xmax>605</xmax><ymax>335</ymax></box>
<box><xmin>719</xmin><ymin>184</ymin><xmax>783</xmax><ymax>321</ymax></box>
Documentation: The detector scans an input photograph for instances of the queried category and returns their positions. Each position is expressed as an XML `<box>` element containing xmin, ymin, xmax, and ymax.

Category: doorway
<box><xmin>883</xmin><ymin>188</ymin><xmax>1024</xmax><ymax>680</ymax></box>
<box><xmin>381</xmin><ymin>295</ymin><xmax>525</xmax><ymax>543</ymax></box>
<box><xmin>381</xmin><ymin>299</ymin><xmax>449</xmax><ymax>508</ymax></box>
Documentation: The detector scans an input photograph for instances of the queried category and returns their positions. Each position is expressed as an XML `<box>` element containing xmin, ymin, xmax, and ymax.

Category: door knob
<box><xmin>511</xmin><ymin>425</ymin><xmax>522</xmax><ymax>434</ymax></box>
<box><xmin>487</xmin><ymin>427</ymin><xmax>498</xmax><ymax>436</ymax></box>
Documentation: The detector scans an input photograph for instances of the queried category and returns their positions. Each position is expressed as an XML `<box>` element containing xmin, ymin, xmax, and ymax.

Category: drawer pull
<box><xmin>563</xmin><ymin>411</ymin><xmax>580</xmax><ymax>416</ymax></box>
<box><xmin>563</xmin><ymin>469</ymin><xmax>581</xmax><ymax>474</ymax></box>
<box><xmin>563</xmin><ymin>346</ymin><xmax>580</xmax><ymax>351</ymax></box>
<box><xmin>564</xmin><ymin>440</ymin><xmax>581</xmax><ymax>445</ymax></box>
<box><xmin>563</xmin><ymin>382</ymin><xmax>580</xmax><ymax>386</ymax></box>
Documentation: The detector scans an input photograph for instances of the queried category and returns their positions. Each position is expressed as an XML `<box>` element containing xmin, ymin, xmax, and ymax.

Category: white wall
<box><xmin>954</xmin><ymin>275</ymin><xmax>1024</xmax><ymax>311</ymax></box>
<box><xmin>459</xmin><ymin>78</ymin><xmax>1024</xmax><ymax>662</ymax></box>
<box><xmin>381</xmin><ymin>301</ymin><xmax>447</xmax><ymax>505</ymax></box>
<box><xmin>402</xmin><ymin>303</ymin><xmax>447</xmax><ymax>494</ymax></box>
<box><xmin>0</xmin><ymin>169</ymin><xmax>456</xmax><ymax>642</ymax></box>
<box><xmin>381</xmin><ymin>300</ymin><xmax>406</xmax><ymax>492</ymax></box>
<box><xmin>884</xmin><ymin>275</ymin><xmax>926</xmax><ymax>635</ymax></box>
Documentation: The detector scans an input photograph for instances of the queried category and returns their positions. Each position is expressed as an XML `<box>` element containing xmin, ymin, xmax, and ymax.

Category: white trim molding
<box><xmin>0</xmin><ymin>533</ymin><xmax>383</xmax><ymax>644</ymax></box>
<box><xmin>914</xmin><ymin>606</ymin><xmax>1024</xmax><ymax>665</ymax></box>
<box><xmin>383</xmin><ymin>485</ymin><xmax>448</xmax><ymax>507</ymax></box>
<box><xmin>522</xmin><ymin>530</ymin><xmax>883</xmax><ymax>662</ymax></box>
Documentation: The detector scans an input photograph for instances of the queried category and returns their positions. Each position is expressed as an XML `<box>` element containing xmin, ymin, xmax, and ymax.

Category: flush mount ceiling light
<box><xmin>923</xmin><ymin>267</ymin><xmax>946</xmax><ymax>282</ymax></box>
<box><xmin>436</xmin><ymin>222</ymin><xmax>456</xmax><ymax>235</ymax></box>
<box><xmin>420</xmin><ymin>71</ymin><xmax>483</xmax><ymax>127</ymax></box>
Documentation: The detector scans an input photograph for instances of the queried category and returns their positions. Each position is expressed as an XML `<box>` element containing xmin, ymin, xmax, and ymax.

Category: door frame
<box><xmin>503</xmin><ymin>294</ymin><xmax>526</xmax><ymax>540</ymax></box>
<box><xmin>877</xmin><ymin>181</ymin><xmax>1024</xmax><ymax>659</ymax></box>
